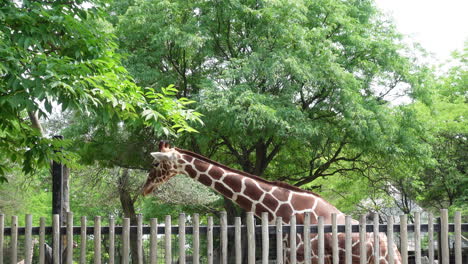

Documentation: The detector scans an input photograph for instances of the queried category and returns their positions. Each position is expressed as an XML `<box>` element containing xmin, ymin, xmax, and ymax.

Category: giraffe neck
<box><xmin>178</xmin><ymin>153</ymin><xmax>341</xmax><ymax>223</ymax></box>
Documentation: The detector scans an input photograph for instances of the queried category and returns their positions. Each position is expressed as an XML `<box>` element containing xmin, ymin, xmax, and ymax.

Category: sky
<box><xmin>375</xmin><ymin>0</ymin><xmax>468</xmax><ymax>63</ymax></box>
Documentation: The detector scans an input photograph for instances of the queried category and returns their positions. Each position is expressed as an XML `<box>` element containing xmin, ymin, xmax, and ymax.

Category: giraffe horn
<box><xmin>159</xmin><ymin>140</ymin><xmax>171</xmax><ymax>152</ymax></box>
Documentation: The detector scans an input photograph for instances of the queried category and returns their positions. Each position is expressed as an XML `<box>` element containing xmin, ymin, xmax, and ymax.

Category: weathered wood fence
<box><xmin>0</xmin><ymin>210</ymin><xmax>466</xmax><ymax>264</ymax></box>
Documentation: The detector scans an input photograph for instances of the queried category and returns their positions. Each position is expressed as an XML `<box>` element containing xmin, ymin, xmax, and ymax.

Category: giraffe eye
<box><xmin>152</xmin><ymin>162</ymin><xmax>160</xmax><ymax>168</ymax></box>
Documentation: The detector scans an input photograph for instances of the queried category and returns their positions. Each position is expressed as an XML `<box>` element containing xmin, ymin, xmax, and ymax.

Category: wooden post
<box><xmin>387</xmin><ymin>217</ymin><xmax>394</xmax><ymax>264</ymax></box>
<box><xmin>165</xmin><ymin>215</ymin><xmax>171</xmax><ymax>264</ymax></box>
<box><xmin>39</xmin><ymin>217</ymin><xmax>45</xmax><ymax>264</ymax></box>
<box><xmin>276</xmin><ymin>217</ymin><xmax>284</xmax><ymax>264</ymax></box>
<box><xmin>235</xmin><ymin>217</ymin><xmax>242</xmax><ymax>264</ymax></box>
<box><xmin>345</xmin><ymin>215</ymin><xmax>352</xmax><ymax>264</ymax></box>
<box><xmin>193</xmin><ymin>214</ymin><xmax>199</xmax><ymax>264</ymax></box>
<box><xmin>318</xmin><ymin>216</ymin><xmax>324</xmax><ymax>264</ymax></box>
<box><xmin>304</xmin><ymin>212</ymin><xmax>311</xmax><ymax>264</ymax></box>
<box><xmin>373</xmin><ymin>214</ymin><xmax>379</xmax><ymax>264</ymax></box>
<box><xmin>428</xmin><ymin>213</ymin><xmax>434</xmax><ymax>264</ymax></box>
<box><xmin>66</xmin><ymin>212</ymin><xmax>73</xmax><ymax>264</ymax></box>
<box><xmin>400</xmin><ymin>215</ymin><xmax>408</xmax><ymax>264</ymax></box>
<box><xmin>25</xmin><ymin>214</ymin><xmax>32</xmax><ymax>264</ymax></box>
<box><xmin>80</xmin><ymin>216</ymin><xmax>87</xmax><ymax>264</ymax></box>
<box><xmin>179</xmin><ymin>213</ymin><xmax>186</xmax><ymax>264</ymax></box>
<box><xmin>415</xmin><ymin>212</ymin><xmax>421</xmax><ymax>264</ymax></box>
<box><xmin>137</xmin><ymin>214</ymin><xmax>143</xmax><ymax>264</ymax></box>
<box><xmin>454</xmin><ymin>211</ymin><xmax>461</xmax><ymax>264</ymax></box>
<box><xmin>0</xmin><ymin>214</ymin><xmax>3</xmax><ymax>264</ymax></box>
<box><xmin>109</xmin><ymin>216</ymin><xmax>115</xmax><ymax>264</ymax></box>
<box><xmin>11</xmin><ymin>215</ymin><xmax>17</xmax><ymax>264</ymax></box>
<box><xmin>150</xmin><ymin>218</ymin><xmax>158</xmax><ymax>264</ymax></box>
<box><xmin>220</xmin><ymin>211</ymin><xmax>227</xmax><ymax>264</ymax></box>
<box><xmin>333</xmin><ymin>213</ymin><xmax>340</xmax><ymax>264</ymax></box>
<box><xmin>290</xmin><ymin>215</ymin><xmax>297</xmax><ymax>264</ymax></box>
<box><xmin>262</xmin><ymin>212</ymin><xmax>269</xmax><ymax>264</ymax></box>
<box><xmin>94</xmin><ymin>216</ymin><xmax>101</xmax><ymax>264</ymax></box>
<box><xmin>440</xmin><ymin>209</ymin><xmax>449</xmax><ymax>264</ymax></box>
<box><xmin>247</xmin><ymin>212</ymin><xmax>255</xmax><ymax>264</ymax></box>
<box><xmin>122</xmin><ymin>218</ymin><xmax>130</xmax><ymax>264</ymax></box>
<box><xmin>360</xmin><ymin>215</ymin><xmax>366</xmax><ymax>264</ymax></box>
<box><xmin>207</xmin><ymin>216</ymin><xmax>213</xmax><ymax>264</ymax></box>
<box><xmin>53</xmin><ymin>214</ymin><xmax>60</xmax><ymax>264</ymax></box>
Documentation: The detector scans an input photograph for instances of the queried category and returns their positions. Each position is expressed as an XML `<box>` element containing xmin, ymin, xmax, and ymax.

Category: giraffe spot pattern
<box><xmin>254</xmin><ymin>203</ymin><xmax>273</xmax><ymax>221</ymax></box>
<box><xmin>198</xmin><ymin>173</ymin><xmax>212</xmax><ymax>186</ymax></box>
<box><xmin>194</xmin><ymin>159</ymin><xmax>208</xmax><ymax>172</ymax></box>
<box><xmin>272</xmin><ymin>187</ymin><xmax>290</xmax><ymax>201</ymax></box>
<box><xmin>262</xmin><ymin>193</ymin><xmax>279</xmax><ymax>212</ymax></box>
<box><xmin>235</xmin><ymin>195</ymin><xmax>253</xmax><ymax>212</ymax></box>
<box><xmin>223</xmin><ymin>174</ymin><xmax>242</xmax><ymax>192</ymax></box>
<box><xmin>243</xmin><ymin>179</ymin><xmax>263</xmax><ymax>201</ymax></box>
<box><xmin>185</xmin><ymin>165</ymin><xmax>197</xmax><ymax>179</ymax></box>
<box><xmin>276</xmin><ymin>204</ymin><xmax>293</xmax><ymax>221</ymax></box>
<box><xmin>208</xmin><ymin>166</ymin><xmax>224</xmax><ymax>180</ymax></box>
<box><xmin>182</xmin><ymin>155</ymin><xmax>193</xmax><ymax>163</ymax></box>
<box><xmin>214</xmin><ymin>182</ymin><xmax>233</xmax><ymax>198</ymax></box>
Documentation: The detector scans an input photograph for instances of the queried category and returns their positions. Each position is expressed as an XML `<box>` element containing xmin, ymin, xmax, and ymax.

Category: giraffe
<box><xmin>142</xmin><ymin>141</ymin><xmax>402</xmax><ymax>264</ymax></box>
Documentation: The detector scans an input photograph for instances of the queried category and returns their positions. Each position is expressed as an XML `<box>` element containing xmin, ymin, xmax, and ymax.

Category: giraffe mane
<box><xmin>175</xmin><ymin>147</ymin><xmax>322</xmax><ymax>197</ymax></box>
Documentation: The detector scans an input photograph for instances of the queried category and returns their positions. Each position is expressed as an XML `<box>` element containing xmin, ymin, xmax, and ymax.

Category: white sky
<box><xmin>375</xmin><ymin>0</ymin><xmax>468</xmax><ymax>63</ymax></box>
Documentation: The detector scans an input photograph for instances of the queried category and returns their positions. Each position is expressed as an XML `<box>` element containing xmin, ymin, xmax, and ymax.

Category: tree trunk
<box><xmin>118</xmin><ymin>169</ymin><xmax>141</xmax><ymax>264</ymax></box>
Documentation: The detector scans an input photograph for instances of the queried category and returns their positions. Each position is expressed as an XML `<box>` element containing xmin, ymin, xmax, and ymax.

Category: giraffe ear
<box><xmin>159</xmin><ymin>141</ymin><xmax>171</xmax><ymax>152</ymax></box>
<box><xmin>150</xmin><ymin>152</ymin><xmax>171</xmax><ymax>161</ymax></box>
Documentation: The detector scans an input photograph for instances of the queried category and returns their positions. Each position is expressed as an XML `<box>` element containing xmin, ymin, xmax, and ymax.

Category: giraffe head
<box><xmin>142</xmin><ymin>141</ymin><xmax>182</xmax><ymax>196</ymax></box>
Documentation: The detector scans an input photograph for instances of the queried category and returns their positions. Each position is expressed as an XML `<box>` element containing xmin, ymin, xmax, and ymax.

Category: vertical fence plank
<box><xmin>345</xmin><ymin>215</ymin><xmax>352</xmax><ymax>264</ymax></box>
<box><xmin>428</xmin><ymin>213</ymin><xmax>434</xmax><ymax>264</ymax></box>
<box><xmin>165</xmin><ymin>215</ymin><xmax>171</xmax><ymax>264</ymax></box>
<box><xmin>150</xmin><ymin>218</ymin><xmax>158</xmax><ymax>264</ymax></box>
<box><xmin>66</xmin><ymin>212</ymin><xmax>73</xmax><ymax>264</ymax></box>
<box><xmin>440</xmin><ymin>209</ymin><xmax>449</xmax><ymax>264</ymax></box>
<box><xmin>80</xmin><ymin>216</ymin><xmax>86</xmax><ymax>264</ymax></box>
<box><xmin>94</xmin><ymin>216</ymin><xmax>101</xmax><ymax>264</ymax></box>
<box><xmin>109</xmin><ymin>216</ymin><xmax>115</xmax><ymax>264</ymax></box>
<box><xmin>387</xmin><ymin>217</ymin><xmax>394</xmax><ymax>264</ymax></box>
<box><xmin>414</xmin><ymin>212</ymin><xmax>421</xmax><ymax>264</ymax></box>
<box><xmin>262</xmin><ymin>212</ymin><xmax>269</xmax><ymax>264</ymax></box>
<box><xmin>318</xmin><ymin>216</ymin><xmax>325</xmax><ymax>264</ymax></box>
<box><xmin>220</xmin><ymin>211</ymin><xmax>227</xmax><ymax>264</ymax></box>
<box><xmin>53</xmin><ymin>214</ymin><xmax>60</xmax><ymax>264</ymax></box>
<box><xmin>360</xmin><ymin>215</ymin><xmax>366</xmax><ymax>264</ymax></box>
<box><xmin>137</xmin><ymin>214</ymin><xmax>143</xmax><ymax>264</ymax></box>
<box><xmin>454</xmin><ymin>211</ymin><xmax>461</xmax><ymax>264</ymax></box>
<box><xmin>290</xmin><ymin>215</ymin><xmax>297</xmax><ymax>264</ymax></box>
<box><xmin>25</xmin><ymin>214</ymin><xmax>32</xmax><ymax>264</ymax></box>
<box><xmin>276</xmin><ymin>217</ymin><xmax>283</xmax><ymax>264</ymax></box>
<box><xmin>193</xmin><ymin>214</ymin><xmax>199</xmax><ymax>264</ymax></box>
<box><xmin>373</xmin><ymin>214</ymin><xmax>379</xmax><ymax>264</ymax></box>
<box><xmin>39</xmin><ymin>217</ymin><xmax>45</xmax><ymax>264</ymax></box>
<box><xmin>304</xmin><ymin>212</ymin><xmax>311</xmax><ymax>264</ymax></box>
<box><xmin>235</xmin><ymin>217</ymin><xmax>241</xmax><ymax>264</ymax></box>
<box><xmin>247</xmin><ymin>212</ymin><xmax>255</xmax><ymax>264</ymax></box>
<box><xmin>332</xmin><ymin>213</ymin><xmax>339</xmax><ymax>264</ymax></box>
<box><xmin>0</xmin><ymin>214</ymin><xmax>3</xmax><ymax>264</ymax></box>
<box><xmin>400</xmin><ymin>215</ymin><xmax>408</xmax><ymax>264</ymax></box>
<box><xmin>122</xmin><ymin>218</ymin><xmax>130</xmax><ymax>264</ymax></box>
<box><xmin>10</xmin><ymin>215</ymin><xmax>17</xmax><ymax>264</ymax></box>
<box><xmin>207</xmin><ymin>216</ymin><xmax>213</xmax><ymax>264</ymax></box>
<box><xmin>179</xmin><ymin>213</ymin><xmax>186</xmax><ymax>264</ymax></box>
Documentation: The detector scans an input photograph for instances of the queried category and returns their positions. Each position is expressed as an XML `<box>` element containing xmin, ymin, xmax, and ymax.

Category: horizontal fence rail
<box><xmin>0</xmin><ymin>210</ymin><xmax>466</xmax><ymax>264</ymax></box>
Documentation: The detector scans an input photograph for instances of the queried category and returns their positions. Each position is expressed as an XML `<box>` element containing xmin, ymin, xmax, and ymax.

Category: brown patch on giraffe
<box><xmin>243</xmin><ymin>179</ymin><xmax>263</xmax><ymax>201</ymax></box>
<box><xmin>276</xmin><ymin>204</ymin><xmax>293</xmax><ymax>222</ymax></box>
<box><xmin>182</xmin><ymin>155</ymin><xmax>193</xmax><ymax>163</ymax></box>
<box><xmin>258</xmin><ymin>181</ymin><xmax>272</xmax><ymax>193</ymax></box>
<box><xmin>272</xmin><ymin>187</ymin><xmax>290</xmax><ymax>201</ymax></box>
<box><xmin>185</xmin><ymin>165</ymin><xmax>197</xmax><ymax>178</ymax></box>
<box><xmin>214</xmin><ymin>182</ymin><xmax>233</xmax><ymax>198</ymax></box>
<box><xmin>262</xmin><ymin>193</ymin><xmax>279</xmax><ymax>212</ymax></box>
<box><xmin>208</xmin><ymin>166</ymin><xmax>224</xmax><ymax>180</ymax></box>
<box><xmin>223</xmin><ymin>174</ymin><xmax>242</xmax><ymax>193</ymax></box>
<box><xmin>254</xmin><ymin>203</ymin><xmax>273</xmax><ymax>221</ymax></box>
<box><xmin>235</xmin><ymin>195</ymin><xmax>253</xmax><ymax>211</ymax></box>
<box><xmin>194</xmin><ymin>159</ymin><xmax>209</xmax><ymax>172</ymax></box>
<box><xmin>177</xmin><ymin>159</ymin><xmax>185</xmax><ymax>164</ymax></box>
<box><xmin>198</xmin><ymin>173</ymin><xmax>212</xmax><ymax>186</ymax></box>
<box><xmin>291</xmin><ymin>193</ymin><xmax>316</xmax><ymax>211</ymax></box>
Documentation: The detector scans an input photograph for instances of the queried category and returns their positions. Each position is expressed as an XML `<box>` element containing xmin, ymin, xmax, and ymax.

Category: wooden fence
<box><xmin>0</xmin><ymin>209</ymin><xmax>466</xmax><ymax>264</ymax></box>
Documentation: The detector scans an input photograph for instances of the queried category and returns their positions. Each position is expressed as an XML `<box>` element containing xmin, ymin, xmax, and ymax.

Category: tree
<box><xmin>0</xmin><ymin>0</ymin><xmax>200</xmax><ymax>182</ymax></box>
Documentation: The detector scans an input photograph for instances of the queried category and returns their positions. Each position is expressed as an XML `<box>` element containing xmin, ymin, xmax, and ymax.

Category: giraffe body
<box><xmin>142</xmin><ymin>142</ymin><xmax>402</xmax><ymax>264</ymax></box>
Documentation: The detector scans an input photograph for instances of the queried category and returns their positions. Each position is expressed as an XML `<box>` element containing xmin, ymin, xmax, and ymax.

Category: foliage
<box><xmin>0</xmin><ymin>0</ymin><xmax>201</xmax><ymax>182</ymax></box>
